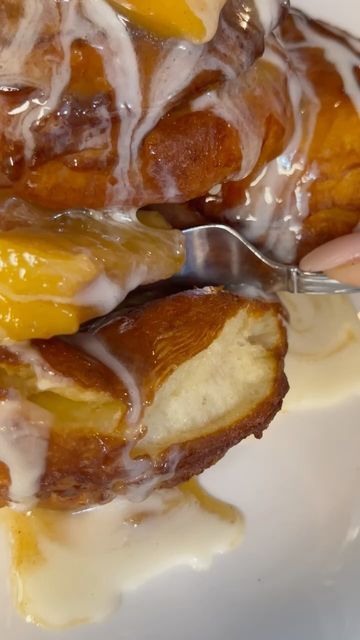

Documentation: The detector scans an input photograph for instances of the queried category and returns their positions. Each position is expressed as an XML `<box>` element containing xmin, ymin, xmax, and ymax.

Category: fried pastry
<box><xmin>1</xmin><ymin>4</ymin><xmax>358</xmax><ymax>268</ymax></box>
<box><xmin>193</xmin><ymin>10</ymin><xmax>360</xmax><ymax>262</ymax></box>
<box><xmin>0</xmin><ymin>289</ymin><xmax>288</xmax><ymax>509</ymax></box>
<box><xmin>0</xmin><ymin>0</ymin><xmax>292</xmax><ymax>344</ymax></box>
<box><xmin>0</xmin><ymin>0</ymin><xmax>285</xmax><ymax>210</ymax></box>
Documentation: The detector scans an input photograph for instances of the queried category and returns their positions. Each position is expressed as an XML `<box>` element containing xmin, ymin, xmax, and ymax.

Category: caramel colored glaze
<box><xmin>15</xmin><ymin>110</ymin><xmax>243</xmax><ymax>212</ymax></box>
<box><xmin>35</xmin><ymin>340</ymin><xmax>124</xmax><ymax>399</ymax></box>
<box><xmin>0</xmin><ymin>289</ymin><xmax>287</xmax><ymax>509</ymax></box>
<box><xmin>0</xmin><ymin>0</ymin><xmax>269</xmax><ymax>210</ymax></box>
<box><xmin>140</xmin><ymin>111</ymin><xmax>243</xmax><ymax>206</ymax></box>
<box><xmin>34</xmin><ymin>289</ymin><xmax>245</xmax><ymax>404</ymax></box>
<box><xmin>191</xmin><ymin>57</ymin><xmax>292</xmax><ymax>215</ymax></box>
<box><xmin>40</xmin><ymin>374</ymin><xmax>288</xmax><ymax>512</ymax></box>
<box><xmin>194</xmin><ymin>11</ymin><xmax>360</xmax><ymax>262</ymax></box>
<box><xmin>96</xmin><ymin>288</ymin><xmax>245</xmax><ymax>405</ymax></box>
<box><xmin>283</xmin><ymin>16</ymin><xmax>360</xmax><ymax>254</ymax></box>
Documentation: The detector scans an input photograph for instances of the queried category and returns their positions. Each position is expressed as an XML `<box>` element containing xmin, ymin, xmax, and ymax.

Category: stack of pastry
<box><xmin>0</xmin><ymin>0</ymin><xmax>358</xmax><ymax>511</ymax></box>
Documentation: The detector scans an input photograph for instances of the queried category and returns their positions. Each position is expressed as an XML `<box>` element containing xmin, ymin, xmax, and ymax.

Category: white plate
<box><xmin>1</xmin><ymin>2</ymin><xmax>360</xmax><ymax>639</ymax></box>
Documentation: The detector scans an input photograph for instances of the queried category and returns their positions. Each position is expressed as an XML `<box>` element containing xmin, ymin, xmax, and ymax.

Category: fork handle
<box><xmin>285</xmin><ymin>266</ymin><xmax>360</xmax><ymax>295</ymax></box>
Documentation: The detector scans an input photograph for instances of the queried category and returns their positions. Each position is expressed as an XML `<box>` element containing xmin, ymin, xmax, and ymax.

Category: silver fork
<box><xmin>169</xmin><ymin>224</ymin><xmax>360</xmax><ymax>295</ymax></box>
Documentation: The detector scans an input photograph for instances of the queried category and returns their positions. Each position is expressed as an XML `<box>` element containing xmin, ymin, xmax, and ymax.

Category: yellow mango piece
<box><xmin>0</xmin><ymin>293</ymin><xmax>94</xmax><ymax>341</ymax></box>
<box><xmin>30</xmin><ymin>392</ymin><xmax>126</xmax><ymax>434</ymax></box>
<box><xmin>0</xmin><ymin>211</ymin><xmax>184</xmax><ymax>341</ymax></box>
<box><xmin>40</xmin><ymin>213</ymin><xmax>185</xmax><ymax>291</ymax></box>
<box><xmin>110</xmin><ymin>0</ymin><xmax>206</xmax><ymax>42</ymax></box>
<box><xmin>0</xmin><ymin>232</ymin><xmax>100</xmax><ymax>298</ymax></box>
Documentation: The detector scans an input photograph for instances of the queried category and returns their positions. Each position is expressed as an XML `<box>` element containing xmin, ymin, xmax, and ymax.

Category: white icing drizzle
<box><xmin>221</xmin><ymin>34</ymin><xmax>320</xmax><ymax>263</ymax></box>
<box><xmin>67</xmin><ymin>333</ymin><xmax>182</xmax><ymax>500</ymax></box>
<box><xmin>200</xmin><ymin>7</ymin><xmax>263</xmax><ymax>82</ymax></box>
<box><xmin>0</xmin><ymin>274</ymin><xmax>132</xmax><ymax>318</ymax></box>
<box><xmin>82</xmin><ymin>0</ymin><xmax>142</xmax><ymax>199</ymax></box>
<box><xmin>0</xmin><ymin>202</ymin><xmax>185</xmax><ymax>329</ymax></box>
<box><xmin>254</xmin><ymin>0</ymin><xmax>287</xmax><ymax>35</ymax></box>
<box><xmin>1</xmin><ymin>0</ymin><xmax>142</xmax><ymax>195</ymax></box>
<box><xmin>197</xmin><ymin>11</ymin><xmax>358</xmax><ymax>264</ymax></box>
<box><xmin>14</xmin><ymin>1</ymin><xmax>79</xmax><ymax>162</ymax></box>
<box><xmin>291</xmin><ymin>13</ymin><xmax>360</xmax><ymax>114</ymax></box>
<box><xmin>1</xmin><ymin>0</ymin><xmax>275</xmax><ymax>204</ymax></box>
<box><xmin>72</xmin><ymin>334</ymin><xmax>142</xmax><ymax>426</ymax></box>
<box><xmin>0</xmin><ymin>0</ymin><xmax>45</xmax><ymax>87</ymax></box>
<box><xmin>0</xmin><ymin>396</ymin><xmax>51</xmax><ymax>507</ymax></box>
<box><xmin>249</xmin><ymin>42</ymin><xmax>319</xmax><ymax>262</ymax></box>
<box><xmin>5</xmin><ymin>342</ymin><xmax>69</xmax><ymax>392</ymax></box>
<box><xmin>0</xmin><ymin>272</ymin><xmax>123</xmax><ymax>311</ymax></box>
<box><xmin>74</xmin><ymin>272</ymin><xmax>129</xmax><ymax>313</ymax></box>
<box><xmin>131</xmin><ymin>40</ymin><xmax>203</xmax><ymax>166</ymax></box>
<box><xmin>118</xmin><ymin>442</ymin><xmax>182</xmax><ymax>503</ymax></box>
<box><xmin>281</xmin><ymin>293</ymin><xmax>360</xmax><ymax>409</ymax></box>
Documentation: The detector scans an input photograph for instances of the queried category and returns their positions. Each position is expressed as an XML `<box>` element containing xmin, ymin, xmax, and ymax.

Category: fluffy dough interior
<box><xmin>141</xmin><ymin>310</ymin><xmax>279</xmax><ymax>450</ymax></box>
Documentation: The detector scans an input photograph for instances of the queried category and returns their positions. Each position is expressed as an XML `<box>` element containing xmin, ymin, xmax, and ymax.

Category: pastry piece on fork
<box><xmin>0</xmin><ymin>288</ymin><xmax>287</xmax><ymax>510</ymax></box>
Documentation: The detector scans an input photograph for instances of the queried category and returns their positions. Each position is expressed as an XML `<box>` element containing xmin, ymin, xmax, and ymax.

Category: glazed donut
<box><xmin>0</xmin><ymin>288</ymin><xmax>287</xmax><ymax>509</ymax></box>
<box><xmin>0</xmin><ymin>0</ymin><xmax>286</xmax><ymax>210</ymax></box>
<box><xmin>193</xmin><ymin>10</ymin><xmax>360</xmax><ymax>262</ymax></box>
<box><xmin>6</xmin><ymin>3</ymin><xmax>356</xmax><ymax>514</ymax></box>
<box><xmin>0</xmin><ymin>0</ymin><xmax>292</xmax><ymax>343</ymax></box>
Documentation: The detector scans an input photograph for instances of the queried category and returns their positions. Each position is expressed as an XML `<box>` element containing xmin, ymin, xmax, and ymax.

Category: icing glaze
<box><xmin>2</xmin><ymin>480</ymin><xmax>243</xmax><ymax>628</ymax></box>
<box><xmin>0</xmin><ymin>396</ymin><xmax>51</xmax><ymax>508</ymax></box>
<box><xmin>0</xmin><ymin>0</ymin><xmax>281</xmax><ymax>205</ymax></box>
<box><xmin>281</xmin><ymin>293</ymin><xmax>360</xmax><ymax>409</ymax></box>
<box><xmin>211</xmin><ymin>10</ymin><xmax>360</xmax><ymax>263</ymax></box>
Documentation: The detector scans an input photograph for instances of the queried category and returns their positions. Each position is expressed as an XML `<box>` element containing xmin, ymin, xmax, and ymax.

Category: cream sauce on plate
<box><xmin>281</xmin><ymin>293</ymin><xmax>360</xmax><ymax>409</ymax></box>
<box><xmin>1</xmin><ymin>481</ymin><xmax>243</xmax><ymax>629</ymax></box>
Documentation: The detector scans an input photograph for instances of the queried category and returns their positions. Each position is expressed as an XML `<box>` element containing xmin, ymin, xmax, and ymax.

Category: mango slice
<box><xmin>0</xmin><ymin>211</ymin><xmax>184</xmax><ymax>341</ymax></box>
<box><xmin>110</xmin><ymin>0</ymin><xmax>226</xmax><ymax>43</ymax></box>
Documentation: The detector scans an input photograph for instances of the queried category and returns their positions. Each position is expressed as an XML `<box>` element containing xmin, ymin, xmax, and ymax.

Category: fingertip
<box><xmin>326</xmin><ymin>262</ymin><xmax>360</xmax><ymax>287</ymax></box>
<box><xmin>300</xmin><ymin>234</ymin><xmax>360</xmax><ymax>273</ymax></box>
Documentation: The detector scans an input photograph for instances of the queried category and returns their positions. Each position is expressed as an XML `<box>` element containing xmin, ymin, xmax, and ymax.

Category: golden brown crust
<box><xmin>34</xmin><ymin>339</ymin><xmax>124</xmax><ymax>398</ymax></box>
<box><xmin>38</xmin><ymin>370</ymin><xmax>288</xmax><ymax>510</ymax></box>
<box><xmin>2</xmin><ymin>8</ymin><xmax>355</xmax><ymax>259</ymax></box>
<box><xmin>193</xmin><ymin>11</ymin><xmax>360</xmax><ymax>261</ymax></box>
<box><xmin>32</xmin><ymin>288</ymin><xmax>245</xmax><ymax>401</ymax></box>
<box><xmin>0</xmin><ymin>0</ymin><xmax>271</xmax><ymax>210</ymax></box>
<box><xmin>0</xmin><ymin>289</ymin><xmax>288</xmax><ymax>509</ymax></box>
<box><xmin>283</xmin><ymin>15</ymin><xmax>360</xmax><ymax>254</ymax></box>
<box><xmin>12</xmin><ymin>109</ymin><xmax>245</xmax><ymax>212</ymax></box>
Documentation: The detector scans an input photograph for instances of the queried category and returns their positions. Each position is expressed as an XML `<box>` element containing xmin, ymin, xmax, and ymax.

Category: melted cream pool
<box><xmin>280</xmin><ymin>293</ymin><xmax>360</xmax><ymax>409</ymax></box>
<box><xmin>0</xmin><ymin>481</ymin><xmax>243</xmax><ymax>629</ymax></box>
